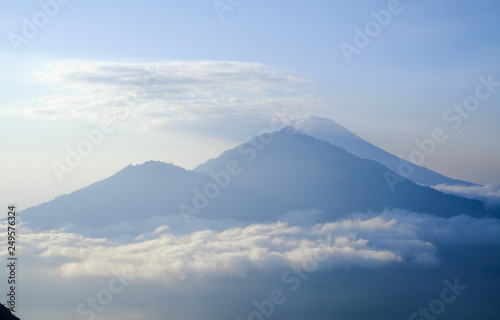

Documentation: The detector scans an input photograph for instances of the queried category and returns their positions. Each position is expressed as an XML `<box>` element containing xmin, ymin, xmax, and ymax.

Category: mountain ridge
<box><xmin>290</xmin><ymin>116</ymin><xmax>475</xmax><ymax>187</ymax></box>
<box><xmin>20</xmin><ymin>129</ymin><xmax>488</xmax><ymax>231</ymax></box>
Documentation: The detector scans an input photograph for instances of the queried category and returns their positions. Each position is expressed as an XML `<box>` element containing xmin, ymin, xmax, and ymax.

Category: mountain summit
<box><xmin>195</xmin><ymin>128</ymin><xmax>485</xmax><ymax>220</ymax></box>
<box><xmin>290</xmin><ymin>116</ymin><xmax>474</xmax><ymax>186</ymax></box>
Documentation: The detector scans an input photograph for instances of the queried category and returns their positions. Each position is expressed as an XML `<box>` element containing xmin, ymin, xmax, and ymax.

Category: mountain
<box><xmin>194</xmin><ymin>128</ymin><xmax>485</xmax><ymax>220</ymax></box>
<box><xmin>21</xmin><ymin>161</ymin><xmax>206</xmax><ymax>229</ymax></box>
<box><xmin>290</xmin><ymin>116</ymin><xmax>475</xmax><ymax>187</ymax></box>
<box><xmin>21</xmin><ymin>128</ymin><xmax>487</xmax><ymax>231</ymax></box>
<box><xmin>0</xmin><ymin>304</ymin><xmax>20</xmax><ymax>320</ymax></box>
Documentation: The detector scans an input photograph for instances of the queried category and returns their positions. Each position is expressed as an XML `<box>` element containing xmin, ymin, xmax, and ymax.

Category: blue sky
<box><xmin>1</xmin><ymin>0</ymin><xmax>500</xmax><ymax>209</ymax></box>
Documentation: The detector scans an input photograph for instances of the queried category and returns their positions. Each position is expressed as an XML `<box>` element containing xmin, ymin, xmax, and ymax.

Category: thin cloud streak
<box><xmin>433</xmin><ymin>183</ymin><xmax>500</xmax><ymax>208</ymax></box>
<box><xmin>4</xmin><ymin>60</ymin><xmax>326</xmax><ymax>139</ymax></box>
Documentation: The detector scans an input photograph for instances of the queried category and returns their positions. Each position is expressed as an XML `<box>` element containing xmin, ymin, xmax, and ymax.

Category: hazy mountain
<box><xmin>194</xmin><ymin>128</ymin><xmax>485</xmax><ymax>221</ymax></box>
<box><xmin>21</xmin><ymin>129</ymin><xmax>487</xmax><ymax>231</ymax></box>
<box><xmin>21</xmin><ymin>161</ymin><xmax>206</xmax><ymax>229</ymax></box>
<box><xmin>290</xmin><ymin>116</ymin><xmax>475</xmax><ymax>186</ymax></box>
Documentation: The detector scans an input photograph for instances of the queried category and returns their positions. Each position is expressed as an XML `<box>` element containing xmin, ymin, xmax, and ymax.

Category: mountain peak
<box><xmin>290</xmin><ymin>115</ymin><xmax>475</xmax><ymax>187</ymax></box>
<box><xmin>291</xmin><ymin>115</ymin><xmax>353</xmax><ymax>135</ymax></box>
<box><xmin>21</xmin><ymin>122</ymin><xmax>489</xmax><ymax>233</ymax></box>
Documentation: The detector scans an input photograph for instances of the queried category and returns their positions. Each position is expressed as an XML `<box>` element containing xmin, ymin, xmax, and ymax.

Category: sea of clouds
<box><xmin>4</xmin><ymin>209</ymin><xmax>500</xmax><ymax>284</ymax></box>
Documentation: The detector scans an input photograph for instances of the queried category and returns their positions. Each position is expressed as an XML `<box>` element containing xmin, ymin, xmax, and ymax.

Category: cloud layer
<box><xmin>5</xmin><ymin>210</ymin><xmax>500</xmax><ymax>284</ymax></box>
<box><xmin>17</xmin><ymin>220</ymin><xmax>402</xmax><ymax>282</ymax></box>
<box><xmin>6</xmin><ymin>60</ymin><xmax>325</xmax><ymax>138</ymax></box>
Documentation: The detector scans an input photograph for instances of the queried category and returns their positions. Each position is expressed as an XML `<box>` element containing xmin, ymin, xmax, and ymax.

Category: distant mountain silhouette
<box><xmin>21</xmin><ymin>161</ymin><xmax>206</xmax><ymax>229</ymax></box>
<box><xmin>291</xmin><ymin>116</ymin><xmax>475</xmax><ymax>187</ymax></box>
<box><xmin>0</xmin><ymin>304</ymin><xmax>20</xmax><ymax>320</ymax></box>
<box><xmin>194</xmin><ymin>128</ymin><xmax>485</xmax><ymax>221</ymax></box>
<box><xmin>21</xmin><ymin>128</ymin><xmax>488</xmax><ymax>230</ymax></box>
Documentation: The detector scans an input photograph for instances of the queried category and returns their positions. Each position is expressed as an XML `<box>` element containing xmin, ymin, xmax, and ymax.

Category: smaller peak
<box><xmin>129</xmin><ymin>160</ymin><xmax>183</xmax><ymax>169</ymax></box>
<box><xmin>279</xmin><ymin>126</ymin><xmax>297</xmax><ymax>135</ymax></box>
<box><xmin>291</xmin><ymin>115</ymin><xmax>350</xmax><ymax>133</ymax></box>
<box><xmin>141</xmin><ymin>160</ymin><xmax>175</xmax><ymax>166</ymax></box>
<box><xmin>116</xmin><ymin>160</ymin><xmax>188</xmax><ymax>178</ymax></box>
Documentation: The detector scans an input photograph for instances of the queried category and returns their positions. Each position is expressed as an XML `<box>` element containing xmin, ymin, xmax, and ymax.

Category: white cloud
<box><xmin>4</xmin><ymin>60</ymin><xmax>326</xmax><ymax>139</ymax></box>
<box><xmin>432</xmin><ymin>183</ymin><xmax>500</xmax><ymax>208</ymax></box>
<box><xmin>346</xmin><ymin>209</ymin><xmax>500</xmax><ymax>245</ymax></box>
<box><xmin>6</xmin><ymin>210</ymin><xmax>499</xmax><ymax>286</ymax></box>
<box><xmin>15</xmin><ymin>221</ymin><xmax>403</xmax><ymax>283</ymax></box>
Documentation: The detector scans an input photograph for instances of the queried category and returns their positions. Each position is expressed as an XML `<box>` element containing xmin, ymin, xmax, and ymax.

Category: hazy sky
<box><xmin>1</xmin><ymin>0</ymin><xmax>500</xmax><ymax>210</ymax></box>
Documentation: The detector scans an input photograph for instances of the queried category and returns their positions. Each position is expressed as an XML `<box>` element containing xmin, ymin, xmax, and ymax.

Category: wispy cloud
<box><xmin>4</xmin><ymin>60</ymin><xmax>325</xmax><ymax>138</ymax></box>
<box><xmin>432</xmin><ymin>183</ymin><xmax>500</xmax><ymax>208</ymax></box>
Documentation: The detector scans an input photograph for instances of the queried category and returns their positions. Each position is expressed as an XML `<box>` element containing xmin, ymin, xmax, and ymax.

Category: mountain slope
<box><xmin>290</xmin><ymin>116</ymin><xmax>475</xmax><ymax>186</ymax></box>
<box><xmin>21</xmin><ymin>129</ymin><xmax>487</xmax><ymax>230</ymax></box>
<box><xmin>195</xmin><ymin>128</ymin><xmax>485</xmax><ymax>221</ymax></box>
<box><xmin>21</xmin><ymin>161</ymin><xmax>207</xmax><ymax>229</ymax></box>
